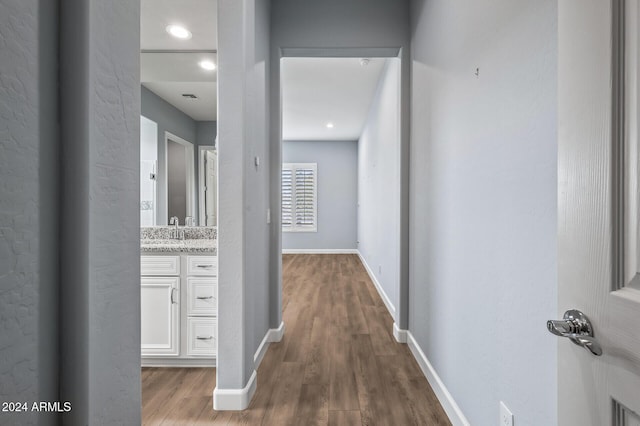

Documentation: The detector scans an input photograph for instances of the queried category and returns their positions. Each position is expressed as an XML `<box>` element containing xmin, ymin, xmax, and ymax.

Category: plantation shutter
<box><xmin>282</xmin><ymin>163</ymin><xmax>317</xmax><ymax>232</ymax></box>
<box><xmin>281</xmin><ymin>167</ymin><xmax>293</xmax><ymax>229</ymax></box>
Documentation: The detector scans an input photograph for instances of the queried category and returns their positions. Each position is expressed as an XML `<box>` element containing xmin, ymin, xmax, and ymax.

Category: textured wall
<box><xmin>409</xmin><ymin>1</ymin><xmax>557</xmax><ymax>424</ymax></box>
<box><xmin>60</xmin><ymin>0</ymin><xmax>141</xmax><ymax>423</ymax></box>
<box><xmin>0</xmin><ymin>0</ymin><xmax>59</xmax><ymax>424</ymax></box>
<box><xmin>282</xmin><ymin>140</ymin><xmax>358</xmax><ymax>251</ymax></box>
<box><xmin>358</xmin><ymin>60</ymin><xmax>401</xmax><ymax>318</ymax></box>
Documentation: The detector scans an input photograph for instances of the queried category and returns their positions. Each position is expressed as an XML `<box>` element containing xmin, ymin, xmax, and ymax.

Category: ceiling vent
<box><xmin>182</xmin><ymin>93</ymin><xmax>198</xmax><ymax>99</ymax></box>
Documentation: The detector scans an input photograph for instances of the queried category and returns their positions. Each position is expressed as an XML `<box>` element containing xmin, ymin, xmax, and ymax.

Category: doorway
<box><xmin>279</xmin><ymin>55</ymin><xmax>405</xmax><ymax>330</ymax></box>
<box><xmin>165</xmin><ymin>132</ymin><xmax>195</xmax><ymax>223</ymax></box>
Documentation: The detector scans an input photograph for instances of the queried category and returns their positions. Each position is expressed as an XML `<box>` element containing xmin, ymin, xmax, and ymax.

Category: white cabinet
<box><xmin>141</xmin><ymin>253</ymin><xmax>216</xmax><ymax>366</ymax></box>
<box><xmin>141</xmin><ymin>277</ymin><xmax>180</xmax><ymax>356</ymax></box>
<box><xmin>187</xmin><ymin>318</ymin><xmax>217</xmax><ymax>356</ymax></box>
<box><xmin>185</xmin><ymin>256</ymin><xmax>217</xmax><ymax>358</ymax></box>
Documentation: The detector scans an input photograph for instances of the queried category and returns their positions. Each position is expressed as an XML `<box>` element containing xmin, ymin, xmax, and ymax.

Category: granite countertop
<box><xmin>141</xmin><ymin>238</ymin><xmax>217</xmax><ymax>254</ymax></box>
<box><xmin>140</xmin><ymin>226</ymin><xmax>217</xmax><ymax>254</ymax></box>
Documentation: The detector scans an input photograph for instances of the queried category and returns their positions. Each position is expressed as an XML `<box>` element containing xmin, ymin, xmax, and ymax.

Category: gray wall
<box><xmin>142</xmin><ymin>86</ymin><xmax>197</xmax><ymax>225</ymax></box>
<box><xmin>282</xmin><ymin>141</ymin><xmax>358</xmax><ymax>251</ymax></box>
<box><xmin>216</xmin><ymin>0</ymin><xmax>271</xmax><ymax>396</ymax></box>
<box><xmin>59</xmin><ymin>0</ymin><xmax>141</xmax><ymax>423</ymax></box>
<box><xmin>358</xmin><ymin>60</ymin><xmax>401</xmax><ymax>318</ymax></box>
<box><xmin>196</xmin><ymin>121</ymin><xmax>217</xmax><ymax>148</ymax></box>
<box><xmin>0</xmin><ymin>1</ymin><xmax>59</xmax><ymax>424</ymax></box>
<box><xmin>409</xmin><ymin>1</ymin><xmax>558</xmax><ymax>424</ymax></box>
<box><xmin>270</xmin><ymin>0</ymin><xmax>412</xmax><ymax>331</ymax></box>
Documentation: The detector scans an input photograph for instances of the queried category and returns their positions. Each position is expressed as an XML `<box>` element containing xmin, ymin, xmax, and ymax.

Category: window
<box><xmin>282</xmin><ymin>163</ymin><xmax>317</xmax><ymax>232</ymax></box>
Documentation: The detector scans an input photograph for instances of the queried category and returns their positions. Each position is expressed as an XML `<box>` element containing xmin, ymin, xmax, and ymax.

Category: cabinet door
<box><xmin>141</xmin><ymin>277</ymin><xmax>179</xmax><ymax>357</ymax></box>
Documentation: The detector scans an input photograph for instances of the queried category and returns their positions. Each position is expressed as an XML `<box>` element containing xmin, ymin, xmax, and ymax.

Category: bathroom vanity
<box><xmin>140</xmin><ymin>227</ymin><xmax>217</xmax><ymax>367</ymax></box>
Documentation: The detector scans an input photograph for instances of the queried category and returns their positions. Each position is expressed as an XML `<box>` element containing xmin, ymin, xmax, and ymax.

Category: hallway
<box><xmin>142</xmin><ymin>254</ymin><xmax>450</xmax><ymax>425</ymax></box>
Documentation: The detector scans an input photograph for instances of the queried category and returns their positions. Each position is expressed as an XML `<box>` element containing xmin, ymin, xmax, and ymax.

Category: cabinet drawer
<box><xmin>141</xmin><ymin>256</ymin><xmax>180</xmax><ymax>276</ymax></box>
<box><xmin>187</xmin><ymin>278</ymin><xmax>217</xmax><ymax>316</ymax></box>
<box><xmin>187</xmin><ymin>256</ymin><xmax>217</xmax><ymax>276</ymax></box>
<box><xmin>187</xmin><ymin>318</ymin><xmax>217</xmax><ymax>357</ymax></box>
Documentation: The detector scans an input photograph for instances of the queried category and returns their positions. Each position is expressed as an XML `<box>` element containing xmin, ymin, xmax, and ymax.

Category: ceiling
<box><xmin>141</xmin><ymin>0</ymin><xmax>217</xmax><ymax>121</ymax></box>
<box><xmin>281</xmin><ymin>58</ymin><xmax>387</xmax><ymax>141</ymax></box>
<box><xmin>140</xmin><ymin>2</ymin><xmax>387</xmax><ymax>134</ymax></box>
<box><xmin>141</xmin><ymin>0</ymin><xmax>217</xmax><ymax>50</ymax></box>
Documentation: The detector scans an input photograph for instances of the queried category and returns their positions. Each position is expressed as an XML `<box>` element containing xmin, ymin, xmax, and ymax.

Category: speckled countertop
<box><xmin>141</xmin><ymin>239</ymin><xmax>217</xmax><ymax>254</ymax></box>
<box><xmin>140</xmin><ymin>227</ymin><xmax>217</xmax><ymax>254</ymax></box>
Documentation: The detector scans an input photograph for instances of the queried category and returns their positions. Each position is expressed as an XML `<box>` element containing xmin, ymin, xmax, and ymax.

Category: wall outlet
<box><xmin>500</xmin><ymin>401</ymin><xmax>514</xmax><ymax>426</ymax></box>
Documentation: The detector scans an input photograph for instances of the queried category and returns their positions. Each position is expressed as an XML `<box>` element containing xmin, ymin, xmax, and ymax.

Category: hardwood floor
<box><xmin>142</xmin><ymin>254</ymin><xmax>450</xmax><ymax>425</ymax></box>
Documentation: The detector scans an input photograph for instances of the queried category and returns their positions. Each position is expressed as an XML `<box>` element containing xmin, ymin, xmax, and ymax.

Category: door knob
<box><xmin>547</xmin><ymin>309</ymin><xmax>603</xmax><ymax>356</ymax></box>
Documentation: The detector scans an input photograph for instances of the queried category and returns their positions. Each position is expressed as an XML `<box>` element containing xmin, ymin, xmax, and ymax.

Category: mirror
<box><xmin>139</xmin><ymin>49</ymin><xmax>217</xmax><ymax>226</ymax></box>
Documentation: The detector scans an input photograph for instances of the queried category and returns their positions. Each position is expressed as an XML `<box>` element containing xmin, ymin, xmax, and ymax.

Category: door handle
<box><xmin>547</xmin><ymin>309</ymin><xmax>602</xmax><ymax>356</ymax></box>
<box><xmin>170</xmin><ymin>288</ymin><xmax>178</xmax><ymax>304</ymax></box>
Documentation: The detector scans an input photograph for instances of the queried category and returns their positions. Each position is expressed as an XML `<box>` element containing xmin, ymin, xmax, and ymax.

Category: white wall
<box><xmin>358</xmin><ymin>59</ymin><xmax>401</xmax><ymax>317</ymax></box>
<box><xmin>409</xmin><ymin>1</ymin><xmax>557</xmax><ymax>425</ymax></box>
<box><xmin>282</xmin><ymin>140</ymin><xmax>358</xmax><ymax>251</ymax></box>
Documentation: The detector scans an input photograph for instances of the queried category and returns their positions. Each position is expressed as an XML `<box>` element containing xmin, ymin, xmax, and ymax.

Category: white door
<box><xmin>204</xmin><ymin>150</ymin><xmax>217</xmax><ymax>226</ymax></box>
<box><xmin>557</xmin><ymin>0</ymin><xmax>640</xmax><ymax>424</ymax></box>
<box><xmin>141</xmin><ymin>277</ymin><xmax>180</xmax><ymax>357</ymax></box>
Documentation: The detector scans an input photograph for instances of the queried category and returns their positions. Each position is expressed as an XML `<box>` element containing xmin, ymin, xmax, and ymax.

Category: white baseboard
<box><xmin>393</xmin><ymin>322</ymin><xmax>407</xmax><ymax>343</ymax></box>
<box><xmin>407</xmin><ymin>332</ymin><xmax>470</xmax><ymax>426</ymax></box>
<box><xmin>213</xmin><ymin>369</ymin><xmax>257</xmax><ymax>411</ymax></box>
<box><xmin>142</xmin><ymin>358</ymin><xmax>216</xmax><ymax>368</ymax></box>
<box><xmin>356</xmin><ymin>251</ymin><xmax>396</xmax><ymax>319</ymax></box>
<box><xmin>282</xmin><ymin>249</ymin><xmax>358</xmax><ymax>254</ymax></box>
<box><xmin>254</xmin><ymin>321</ymin><xmax>285</xmax><ymax>369</ymax></box>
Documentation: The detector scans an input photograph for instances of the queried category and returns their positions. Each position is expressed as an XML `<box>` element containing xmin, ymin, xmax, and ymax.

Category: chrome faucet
<box><xmin>169</xmin><ymin>216</ymin><xmax>182</xmax><ymax>239</ymax></box>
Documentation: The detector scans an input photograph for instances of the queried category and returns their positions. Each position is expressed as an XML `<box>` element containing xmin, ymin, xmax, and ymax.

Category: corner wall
<box><xmin>409</xmin><ymin>1</ymin><xmax>558</xmax><ymax>424</ymax></box>
<box><xmin>357</xmin><ymin>59</ymin><xmax>401</xmax><ymax>317</ymax></box>
<box><xmin>0</xmin><ymin>1</ymin><xmax>59</xmax><ymax>424</ymax></box>
<box><xmin>59</xmin><ymin>0</ymin><xmax>141</xmax><ymax>423</ymax></box>
<box><xmin>215</xmin><ymin>0</ymin><xmax>271</xmax><ymax>408</ymax></box>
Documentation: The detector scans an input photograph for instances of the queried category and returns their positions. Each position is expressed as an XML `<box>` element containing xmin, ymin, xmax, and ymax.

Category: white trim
<box><xmin>406</xmin><ymin>332</ymin><xmax>470</xmax><ymax>426</ymax></box>
<box><xmin>393</xmin><ymin>322</ymin><xmax>407</xmax><ymax>343</ymax></box>
<box><xmin>141</xmin><ymin>357</ymin><xmax>216</xmax><ymax>368</ymax></box>
<box><xmin>253</xmin><ymin>321</ymin><xmax>285</xmax><ymax>369</ymax></box>
<box><xmin>213</xmin><ymin>370</ymin><xmax>257</xmax><ymax>411</ymax></box>
<box><xmin>357</xmin><ymin>251</ymin><xmax>396</xmax><ymax>318</ymax></box>
<box><xmin>282</xmin><ymin>162</ymin><xmax>318</xmax><ymax>233</ymax></box>
<box><xmin>282</xmin><ymin>249</ymin><xmax>358</xmax><ymax>254</ymax></box>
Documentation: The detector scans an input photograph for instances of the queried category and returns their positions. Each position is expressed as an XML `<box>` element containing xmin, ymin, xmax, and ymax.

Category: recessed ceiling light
<box><xmin>166</xmin><ymin>25</ymin><xmax>192</xmax><ymax>40</ymax></box>
<box><xmin>199</xmin><ymin>60</ymin><xmax>216</xmax><ymax>71</ymax></box>
<box><xmin>326</xmin><ymin>122</ymin><xmax>334</xmax><ymax>129</ymax></box>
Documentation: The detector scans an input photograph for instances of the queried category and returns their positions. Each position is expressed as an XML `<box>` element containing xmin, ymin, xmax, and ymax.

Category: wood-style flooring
<box><xmin>142</xmin><ymin>254</ymin><xmax>450</xmax><ymax>425</ymax></box>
